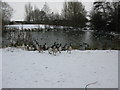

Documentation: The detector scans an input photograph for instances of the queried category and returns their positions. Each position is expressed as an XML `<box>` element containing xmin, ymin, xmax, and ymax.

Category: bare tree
<box><xmin>62</xmin><ymin>2</ymin><xmax>68</xmax><ymax>20</ymax></box>
<box><xmin>2</xmin><ymin>1</ymin><xmax>13</xmax><ymax>25</ymax></box>
<box><xmin>32</xmin><ymin>6</ymin><xmax>40</xmax><ymax>22</ymax></box>
<box><xmin>41</xmin><ymin>2</ymin><xmax>51</xmax><ymax>25</ymax></box>
<box><xmin>62</xmin><ymin>1</ymin><xmax>87</xmax><ymax>27</ymax></box>
<box><xmin>42</xmin><ymin>2</ymin><xmax>51</xmax><ymax>15</ymax></box>
<box><xmin>25</xmin><ymin>3</ymin><xmax>33</xmax><ymax>22</ymax></box>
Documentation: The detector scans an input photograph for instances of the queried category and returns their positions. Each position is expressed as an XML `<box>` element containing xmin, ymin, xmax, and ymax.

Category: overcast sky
<box><xmin>2</xmin><ymin>0</ymin><xmax>113</xmax><ymax>21</ymax></box>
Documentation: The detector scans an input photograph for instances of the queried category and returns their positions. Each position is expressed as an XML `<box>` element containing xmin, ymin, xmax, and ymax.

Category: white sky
<box><xmin>2</xmin><ymin>0</ymin><xmax>114</xmax><ymax>21</ymax></box>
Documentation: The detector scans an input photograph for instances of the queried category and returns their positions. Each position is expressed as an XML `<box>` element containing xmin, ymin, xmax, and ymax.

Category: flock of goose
<box><xmin>21</xmin><ymin>42</ymin><xmax>73</xmax><ymax>56</ymax></box>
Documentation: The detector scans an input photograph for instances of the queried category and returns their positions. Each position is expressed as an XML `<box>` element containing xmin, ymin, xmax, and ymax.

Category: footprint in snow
<box><xmin>57</xmin><ymin>81</ymin><xmax>60</xmax><ymax>83</ymax></box>
<box><xmin>45</xmin><ymin>67</ymin><xmax>48</xmax><ymax>69</ymax></box>
<box><xmin>82</xmin><ymin>65</ymin><xmax>86</xmax><ymax>67</ymax></box>
<box><xmin>60</xmin><ymin>74</ymin><xmax>62</xmax><ymax>76</ymax></box>
<box><xmin>101</xmin><ymin>67</ymin><xmax>104</xmax><ymax>69</ymax></box>
<box><xmin>32</xmin><ymin>62</ymin><xmax>36</xmax><ymax>64</ymax></box>
<box><xmin>34</xmin><ymin>80</ymin><xmax>38</xmax><ymax>83</ymax></box>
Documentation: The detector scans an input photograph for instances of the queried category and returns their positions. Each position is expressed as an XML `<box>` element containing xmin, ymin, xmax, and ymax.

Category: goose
<box><xmin>36</xmin><ymin>44</ymin><xmax>40</xmax><ymax>52</ymax></box>
<box><xmin>39</xmin><ymin>45</ymin><xmax>44</xmax><ymax>53</ymax></box>
<box><xmin>43</xmin><ymin>43</ymin><xmax>48</xmax><ymax>50</ymax></box>
<box><xmin>22</xmin><ymin>43</ymin><xmax>25</xmax><ymax>50</ymax></box>
<box><xmin>31</xmin><ymin>44</ymin><xmax>36</xmax><ymax>51</ymax></box>
<box><xmin>58</xmin><ymin>44</ymin><xmax>62</xmax><ymax>53</ymax></box>
<box><xmin>53</xmin><ymin>45</ymin><xmax>58</xmax><ymax>56</ymax></box>
<box><xmin>28</xmin><ymin>45</ymin><xmax>32</xmax><ymax>51</ymax></box>
<box><xmin>26</xmin><ymin>44</ymin><xmax>29</xmax><ymax>51</ymax></box>
<box><xmin>67</xmin><ymin>43</ymin><xmax>72</xmax><ymax>54</ymax></box>
<box><xmin>84</xmin><ymin>43</ymin><xmax>89</xmax><ymax>50</ymax></box>
<box><xmin>34</xmin><ymin>40</ymin><xmax>39</xmax><ymax>46</ymax></box>
<box><xmin>29</xmin><ymin>44</ymin><xmax>34</xmax><ymax>51</ymax></box>
<box><xmin>51</xmin><ymin>42</ymin><xmax>57</xmax><ymax>48</ymax></box>
<box><xmin>48</xmin><ymin>46</ymin><xmax>53</xmax><ymax>54</ymax></box>
<box><xmin>62</xmin><ymin>43</ymin><xmax>68</xmax><ymax>51</ymax></box>
<box><xmin>56</xmin><ymin>43</ymin><xmax>60</xmax><ymax>49</ymax></box>
<box><xmin>79</xmin><ymin>42</ymin><xmax>85</xmax><ymax>50</ymax></box>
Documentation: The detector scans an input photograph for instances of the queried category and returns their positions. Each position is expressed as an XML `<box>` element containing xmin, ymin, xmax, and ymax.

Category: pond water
<box><xmin>2</xmin><ymin>28</ymin><xmax>120</xmax><ymax>50</ymax></box>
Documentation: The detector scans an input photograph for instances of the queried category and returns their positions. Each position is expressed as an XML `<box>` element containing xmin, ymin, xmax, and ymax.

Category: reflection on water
<box><xmin>2</xmin><ymin>30</ymin><xmax>120</xmax><ymax>50</ymax></box>
<box><xmin>83</xmin><ymin>31</ymin><xmax>93</xmax><ymax>45</ymax></box>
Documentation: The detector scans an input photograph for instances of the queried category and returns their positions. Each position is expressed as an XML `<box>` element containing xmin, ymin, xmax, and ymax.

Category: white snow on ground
<box><xmin>0</xmin><ymin>49</ymin><xmax>2</xmax><ymax>89</ymax></box>
<box><xmin>5</xmin><ymin>24</ymin><xmax>45</xmax><ymax>29</ymax></box>
<box><xmin>2</xmin><ymin>48</ymin><xmax>118</xmax><ymax>88</ymax></box>
<box><xmin>5</xmin><ymin>24</ymin><xmax>69</xmax><ymax>30</ymax></box>
<box><xmin>5</xmin><ymin>24</ymin><xmax>54</xmax><ymax>30</ymax></box>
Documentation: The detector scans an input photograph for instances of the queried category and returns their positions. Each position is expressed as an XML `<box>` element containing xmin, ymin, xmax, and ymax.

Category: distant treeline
<box><xmin>1</xmin><ymin>0</ymin><xmax>120</xmax><ymax>32</ymax></box>
<box><xmin>22</xmin><ymin>2</ymin><xmax>87</xmax><ymax>28</ymax></box>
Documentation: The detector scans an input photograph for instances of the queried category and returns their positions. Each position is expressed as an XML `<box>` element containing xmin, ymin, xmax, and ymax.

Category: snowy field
<box><xmin>1</xmin><ymin>48</ymin><xmax>118</xmax><ymax>88</ymax></box>
<box><xmin>0</xmin><ymin>49</ymin><xmax>2</xmax><ymax>89</ymax></box>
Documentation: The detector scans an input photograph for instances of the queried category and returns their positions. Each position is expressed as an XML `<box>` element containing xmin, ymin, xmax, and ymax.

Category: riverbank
<box><xmin>1</xmin><ymin>47</ymin><xmax>118</xmax><ymax>88</ymax></box>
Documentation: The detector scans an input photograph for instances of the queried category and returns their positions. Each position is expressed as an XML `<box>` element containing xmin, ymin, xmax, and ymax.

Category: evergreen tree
<box><xmin>90</xmin><ymin>0</ymin><xmax>120</xmax><ymax>32</ymax></box>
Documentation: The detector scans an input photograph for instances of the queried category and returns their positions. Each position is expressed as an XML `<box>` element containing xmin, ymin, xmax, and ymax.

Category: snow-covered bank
<box><xmin>0</xmin><ymin>49</ymin><xmax>2</xmax><ymax>89</ymax></box>
<box><xmin>5</xmin><ymin>24</ymin><xmax>63</xmax><ymax>30</ymax></box>
<box><xmin>2</xmin><ymin>48</ymin><xmax>118</xmax><ymax>88</ymax></box>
